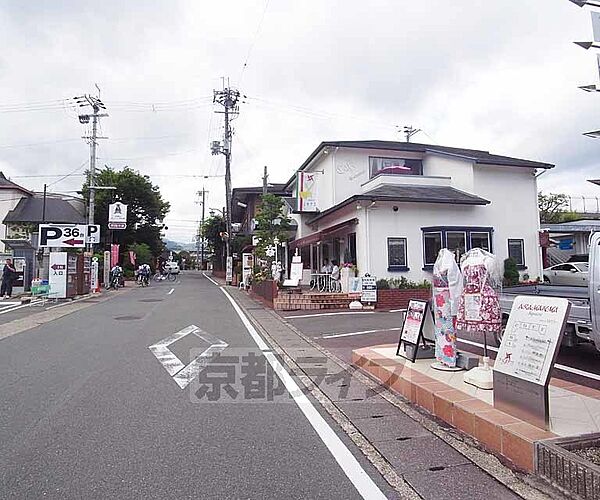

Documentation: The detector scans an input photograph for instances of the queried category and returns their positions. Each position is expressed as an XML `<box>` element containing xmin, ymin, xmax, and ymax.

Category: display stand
<box><xmin>463</xmin><ymin>331</ymin><xmax>493</xmax><ymax>389</ymax></box>
<box><xmin>396</xmin><ymin>300</ymin><xmax>434</xmax><ymax>362</ymax></box>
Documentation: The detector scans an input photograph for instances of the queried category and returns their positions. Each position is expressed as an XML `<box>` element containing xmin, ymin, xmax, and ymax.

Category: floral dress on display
<box><xmin>456</xmin><ymin>248</ymin><xmax>502</xmax><ymax>335</ymax></box>
<box><xmin>432</xmin><ymin>249</ymin><xmax>463</xmax><ymax>368</ymax></box>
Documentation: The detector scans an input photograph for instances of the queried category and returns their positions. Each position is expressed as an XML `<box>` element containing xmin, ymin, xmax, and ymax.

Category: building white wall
<box><xmin>0</xmin><ymin>188</ymin><xmax>28</xmax><ymax>253</ymax></box>
<box><xmin>291</xmin><ymin>146</ymin><xmax>543</xmax><ymax>282</ymax></box>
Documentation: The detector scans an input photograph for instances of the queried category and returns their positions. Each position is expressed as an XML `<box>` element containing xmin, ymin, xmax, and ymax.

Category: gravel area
<box><xmin>571</xmin><ymin>446</ymin><xmax>600</xmax><ymax>467</ymax></box>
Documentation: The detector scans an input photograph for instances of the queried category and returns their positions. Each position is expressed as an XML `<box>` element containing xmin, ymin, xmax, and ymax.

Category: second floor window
<box><xmin>369</xmin><ymin>157</ymin><xmax>422</xmax><ymax>178</ymax></box>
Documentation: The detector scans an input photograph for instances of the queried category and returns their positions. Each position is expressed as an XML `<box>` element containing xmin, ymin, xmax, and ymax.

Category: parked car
<box><xmin>164</xmin><ymin>261</ymin><xmax>180</xmax><ymax>274</ymax></box>
<box><xmin>543</xmin><ymin>262</ymin><xmax>589</xmax><ymax>286</ymax></box>
<box><xmin>567</xmin><ymin>254</ymin><xmax>589</xmax><ymax>263</ymax></box>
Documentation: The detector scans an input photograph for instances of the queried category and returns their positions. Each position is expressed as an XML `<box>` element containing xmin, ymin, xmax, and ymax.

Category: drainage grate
<box><xmin>139</xmin><ymin>299</ymin><xmax>163</xmax><ymax>303</ymax></box>
<box><xmin>396</xmin><ymin>437</ymin><xmax>412</xmax><ymax>441</ymax></box>
<box><xmin>428</xmin><ymin>466</ymin><xmax>445</xmax><ymax>472</ymax></box>
<box><xmin>114</xmin><ymin>315</ymin><xmax>142</xmax><ymax>321</ymax></box>
<box><xmin>536</xmin><ymin>433</ymin><xmax>600</xmax><ymax>500</ymax></box>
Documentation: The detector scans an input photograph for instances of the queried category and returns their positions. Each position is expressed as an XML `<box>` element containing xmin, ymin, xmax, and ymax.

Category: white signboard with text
<box><xmin>290</xmin><ymin>255</ymin><xmax>303</xmax><ymax>283</ymax></box>
<box><xmin>109</xmin><ymin>202</ymin><xmax>128</xmax><ymax>223</ymax></box>
<box><xmin>49</xmin><ymin>252</ymin><xmax>67</xmax><ymax>298</ymax></box>
<box><xmin>361</xmin><ymin>275</ymin><xmax>377</xmax><ymax>303</ymax></box>
<box><xmin>494</xmin><ymin>296</ymin><xmax>570</xmax><ymax>385</ymax></box>
<box><xmin>39</xmin><ymin>224</ymin><xmax>87</xmax><ymax>248</ymax></box>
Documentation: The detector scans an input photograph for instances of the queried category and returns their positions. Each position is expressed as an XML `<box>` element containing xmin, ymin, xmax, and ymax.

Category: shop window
<box><xmin>508</xmin><ymin>239</ymin><xmax>525</xmax><ymax>268</ymax></box>
<box><xmin>421</xmin><ymin>227</ymin><xmax>494</xmax><ymax>269</ymax></box>
<box><xmin>423</xmin><ymin>232</ymin><xmax>442</xmax><ymax>266</ymax></box>
<box><xmin>470</xmin><ymin>232</ymin><xmax>490</xmax><ymax>252</ymax></box>
<box><xmin>369</xmin><ymin>157</ymin><xmax>422</xmax><ymax>178</ymax></box>
<box><xmin>387</xmin><ymin>238</ymin><xmax>408</xmax><ymax>271</ymax></box>
<box><xmin>446</xmin><ymin>231</ymin><xmax>466</xmax><ymax>260</ymax></box>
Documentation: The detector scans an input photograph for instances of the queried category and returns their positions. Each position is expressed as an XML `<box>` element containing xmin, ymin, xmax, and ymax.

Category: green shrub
<box><xmin>376</xmin><ymin>279</ymin><xmax>390</xmax><ymax>289</ymax></box>
<box><xmin>504</xmin><ymin>258</ymin><xmax>520</xmax><ymax>286</ymax></box>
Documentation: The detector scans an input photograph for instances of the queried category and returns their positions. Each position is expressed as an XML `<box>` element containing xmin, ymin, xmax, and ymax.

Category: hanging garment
<box><xmin>432</xmin><ymin>249</ymin><xmax>463</xmax><ymax>367</ymax></box>
<box><xmin>456</xmin><ymin>249</ymin><xmax>502</xmax><ymax>334</ymax></box>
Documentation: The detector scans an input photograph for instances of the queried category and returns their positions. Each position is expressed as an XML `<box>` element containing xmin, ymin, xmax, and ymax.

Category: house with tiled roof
<box><xmin>285</xmin><ymin>140</ymin><xmax>553</xmax><ymax>283</ymax></box>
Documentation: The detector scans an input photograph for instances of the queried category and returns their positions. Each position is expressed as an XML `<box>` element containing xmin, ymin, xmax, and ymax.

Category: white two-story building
<box><xmin>286</xmin><ymin>140</ymin><xmax>553</xmax><ymax>282</ymax></box>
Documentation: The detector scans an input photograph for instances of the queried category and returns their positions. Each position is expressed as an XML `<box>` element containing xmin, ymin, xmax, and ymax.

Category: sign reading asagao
<box><xmin>108</xmin><ymin>202</ymin><xmax>128</xmax><ymax>230</ymax></box>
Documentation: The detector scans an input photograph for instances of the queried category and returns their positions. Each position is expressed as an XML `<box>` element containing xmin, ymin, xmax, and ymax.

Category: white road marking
<box><xmin>168</xmin><ymin>288</ymin><xmax>175</xmax><ymax>295</ymax></box>
<box><xmin>202</xmin><ymin>272</ymin><xmax>220</xmax><ymax>286</ymax></box>
<box><xmin>321</xmin><ymin>327</ymin><xmax>402</xmax><ymax>339</ymax></box>
<box><xmin>284</xmin><ymin>311</ymin><xmax>375</xmax><ymax>319</ymax></box>
<box><xmin>457</xmin><ymin>338</ymin><xmax>600</xmax><ymax>382</ymax></box>
<box><xmin>148</xmin><ymin>325</ymin><xmax>228</xmax><ymax>389</ymax></box>
<box><xmin>0</xmin><ymin>300</ymin><xmax>43</xmax><ymax>315</ymax></box>
<box><xmin>220</xmin><ymin>287</ymin><xmax>387</xmax><ymax>500</ymax></box>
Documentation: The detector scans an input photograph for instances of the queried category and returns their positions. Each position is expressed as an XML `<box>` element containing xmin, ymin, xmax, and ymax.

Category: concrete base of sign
<box><xmin>404</xmin><ymin>343</ymin><xmax>435</xmax><ymax>360</ymax></box>
<box><xmin>464</xmin><ymin>356</ymin><xmax>494</xmax><ymax>390</ymax></box>
<box><xmin>431</xmin><ymin>361</ymin><xmax>463</xmax><ymax>372</ymax></box>
<box><xmin>457</xmin><ymin>350</ymin><xmax>480</xmax><ymax>370</ymax></box>
<box><xmin>349</xmin><ymin>300</ymin><xmax>363</xmax><ymax>310</ymax></box>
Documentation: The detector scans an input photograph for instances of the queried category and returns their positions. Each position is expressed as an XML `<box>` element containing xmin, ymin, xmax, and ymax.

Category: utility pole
<box><xmin>211</xmin><ymin>82</ymin><xmax>240</xmax><ymax>285</ymax></box>
<box><xmin>74</xmin><ymin>93</ymin><xmax>108</xmax><ymax>248</ymax></box>
<box><xmin>196</xmin><ymin>188</ymin><xmax>207</xmax><ymax>270</ymax></box>
<box><xmin>402</xmin><ymin>125</ymin><xmax>421</xmax><ymax>142</ymax></box>
<box><xmin>262</xmin><ymin>165</ymin><xmax>268</xmax><ymax>195</ymax></box>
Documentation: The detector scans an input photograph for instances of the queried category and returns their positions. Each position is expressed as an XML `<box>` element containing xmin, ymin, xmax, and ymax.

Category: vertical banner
<box><xmin>91</xmin><ymin>257</ymin><xmax>99</xmax><ymax>292</ymax></box>
<box><xmin>111</xmin><ymin>244</ymin><xmax>120</xmax><ymax>267</ymax></box>
<box><xmin>49</xmin><ymin>252</ymin><xmax>67</xmax><ymax>299</ymax></box>
<box><xmin>103</xmin><ymin>251</ymin><xmax>111</xmax><ymax>287</ymax></box>
<box><xmin>296</xmin><ymin>172</ymin><xmax>320</xmax><ymax>212</ymax></box>
<box><xmin>129</xmin><ymin>251</ymin><xmax>136</xmax><ymax>266</ymax></box>
<box><xmin>226</xmin><ymin>256</ymin><xmax>233</xmax><ymax>283</ymax></box>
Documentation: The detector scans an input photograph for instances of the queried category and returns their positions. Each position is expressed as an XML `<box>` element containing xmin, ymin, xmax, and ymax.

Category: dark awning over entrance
<box><xmin>289</xmin><ymin>218</ymin><xmax>357</xmax><ymax>249</ymax></box>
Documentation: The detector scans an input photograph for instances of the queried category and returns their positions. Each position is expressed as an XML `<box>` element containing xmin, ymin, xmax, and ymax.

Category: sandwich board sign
<box><xmin>39</xmin><ymin>224</ymin><xmax>87</xmax><ymax>248</ymax></box>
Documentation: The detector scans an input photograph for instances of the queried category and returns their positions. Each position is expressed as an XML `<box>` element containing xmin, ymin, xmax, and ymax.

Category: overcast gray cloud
<box><xmin>1</xmin><ymin>0</ymin><xmax>599</xmax><ymax>241</ymax></box>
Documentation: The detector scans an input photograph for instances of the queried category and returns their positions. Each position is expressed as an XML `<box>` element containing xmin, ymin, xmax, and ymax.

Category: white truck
<box><xmin>498</xmin><ymin>232</ymin><xmax>600</xmax><ymax>350</ymax></box>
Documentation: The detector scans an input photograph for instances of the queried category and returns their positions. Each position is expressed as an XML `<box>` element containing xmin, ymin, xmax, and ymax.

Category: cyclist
<box><xmin>137</xmin><ymin>263</ymin><xmax>151</xmax><ymax>286</ymax></box>
<box><xmin>109</xmin><ymin>264</ymin><xmax>123</xmax><ymax>289</ymax></box>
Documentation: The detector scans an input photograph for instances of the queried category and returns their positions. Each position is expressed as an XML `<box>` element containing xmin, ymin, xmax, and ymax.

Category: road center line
<box><xmin>321</xmin><ymin>327</ymin><xmax>402</xmax><ymax>339</ymax></box>
<box><xmin>168</xmin><ymin>288</ymin><xmax>175</xmax><ymax>295</ymax></box>
<box><xmin>219</xmin><ymin>287</ymin><xmax>386</xmax><ymax>500</ymax></box>
<box><xmin>457</xmin><ymin>338</ymin><xmax>600</xmax><ymax>382</ymax></box>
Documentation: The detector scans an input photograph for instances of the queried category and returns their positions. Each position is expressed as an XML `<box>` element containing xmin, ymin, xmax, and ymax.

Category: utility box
<box><xmin>66</xmin><ymin>253</ymin><xmax>78</xmax><ymax>298</ymax></box>
<box><xmin>76</xmin><ymin>253</ymin><xmax>91</xmax><ymax>295</ymax></box>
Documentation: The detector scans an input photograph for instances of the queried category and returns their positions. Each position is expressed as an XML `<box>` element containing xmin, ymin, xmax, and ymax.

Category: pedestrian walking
<box><xmin>1</xmin><ymin>258</ymin><xmax>16</xmax><ymax>299</ymax></box>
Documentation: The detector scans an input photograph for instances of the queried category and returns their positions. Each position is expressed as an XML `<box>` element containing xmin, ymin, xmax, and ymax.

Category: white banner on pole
<box><xmin>296</xmin><ymin>172</ymin><xmax>320</xmax><ymax>212</ymax></box>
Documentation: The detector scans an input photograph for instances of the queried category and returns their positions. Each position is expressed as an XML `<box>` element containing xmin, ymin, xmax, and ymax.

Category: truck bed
<box><xmin>500</xmin><ymin>284</ymin><xmax>591</xmax><ymax>326</ymax></box>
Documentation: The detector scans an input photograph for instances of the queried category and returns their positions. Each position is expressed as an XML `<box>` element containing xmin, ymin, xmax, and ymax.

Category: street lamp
<box><xmin>574</xmin><ymin>41</ymin><xmax>600</xmax><ymax>50</ymax></box>
<box><xmin>569</xmin><ymin>0</ymin><xmax>600</xmax><ymax>7</ymax></box>
<box><xmin>583</xmin><ymin>129</ymin><xmax>600</xmax><ymax>137</ymax></box>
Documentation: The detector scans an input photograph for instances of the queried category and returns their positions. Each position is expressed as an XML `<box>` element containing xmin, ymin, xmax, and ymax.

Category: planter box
<box><xmin>376</xmin><ymin>288</ymin><xmax>431</xmax><ymax>309</ymax></box>
<box><xmin>250</xmin><ymin>279</ymin><xmax>278</xmax><ymax>307</ymax></box>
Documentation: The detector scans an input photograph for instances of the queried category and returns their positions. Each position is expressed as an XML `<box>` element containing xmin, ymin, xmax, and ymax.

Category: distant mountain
<box><xmin>164</xmin><ymin>239</ymin><xmax>195</xmax><ymax>252</ymax></box>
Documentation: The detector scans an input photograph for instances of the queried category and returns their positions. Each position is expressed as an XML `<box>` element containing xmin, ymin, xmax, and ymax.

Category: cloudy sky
<box><xmin>1</xmin><ymin>0</ymin><xmax>600</xmax><ymax>242</ymax></box>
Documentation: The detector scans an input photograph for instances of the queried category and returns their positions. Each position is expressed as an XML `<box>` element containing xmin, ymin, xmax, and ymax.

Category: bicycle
<box><xmin>153</xmin><ymin>271</ymin><xmax>177</xmax><ymax>282</ymax></box>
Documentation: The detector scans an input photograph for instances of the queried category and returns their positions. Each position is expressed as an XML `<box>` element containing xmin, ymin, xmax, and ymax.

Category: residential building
<box><xmin>231</xmin><ymin>184</ymin><xmax>291</xmax><ymax>235</ymax></box>
<box><xmin>0</xmin><ymin>172</ymin><xmax>34</xmax><ymax>253</ymax></box>
<box><xmin>286</xmin><ymin>140</ymin><xmax>553</xmax><ymax>282</ymax></box>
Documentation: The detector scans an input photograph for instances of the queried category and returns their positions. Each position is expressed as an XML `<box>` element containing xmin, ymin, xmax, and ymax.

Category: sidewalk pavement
<box><xmin>226</xmin><ymin>285</ymin><xmax>555</xmax><ymax>500</ymax></box>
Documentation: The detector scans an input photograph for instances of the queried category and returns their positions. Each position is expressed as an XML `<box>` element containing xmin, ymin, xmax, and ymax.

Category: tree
<box><xmin>82</xmin><ymin>166</ymin><xmax>170</xmax><ymax>256</ymax></box>
<box><xmin>128</xmin><ymin>242</ymin><xmax>152</xmax><ymax>267</ymax></box>
<box><xmin>202</xmin><ymin>215</ymin><xmax>226</xmax><ymax>270</ymax></box>
<box><xmin>254</xmin><ymin>194</ymin><xmax>291</xmax><ymax>261</ymax></box>
<box><xmin>538</xmin><ymin>193</ymin><xmax>569</xmax><ymax>223</ymax></box>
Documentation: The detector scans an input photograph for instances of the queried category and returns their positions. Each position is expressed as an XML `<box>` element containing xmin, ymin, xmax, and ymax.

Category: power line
<box><xmin>238</xmin><ymin>0</ymin><xmax>271</xmax><ymax>85</ymax></box>
<box><xmin>46</xmin><ymin>160</ymin><xmax>89</xmax><ymax>187</ymax></box>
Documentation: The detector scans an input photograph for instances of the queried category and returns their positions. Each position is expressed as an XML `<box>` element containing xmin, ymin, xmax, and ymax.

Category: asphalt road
<box><xmin>281</xmin><ymin>309</ymin><xmax>600</xmax><ymax>390</ymax></box>
<box><xmin>0</xmin><ymin>273</ymin><xmax>397</xmax><ymax>499</ymax></box>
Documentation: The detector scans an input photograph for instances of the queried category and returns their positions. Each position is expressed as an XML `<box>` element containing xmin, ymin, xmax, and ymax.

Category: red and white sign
<box><xmin>39</xmin><ymin>224</ymin><xmax>87</xmax><ymax>248</ymax></box>
<box><xmin>111</xmin><ymin>244</ymin><xmax>120</xmax><ymax>267</ymax></box>
<box><xmin>296</xmin><ymin>171</ymin><xmax>320</xmax><ymax>212</ymax></box>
